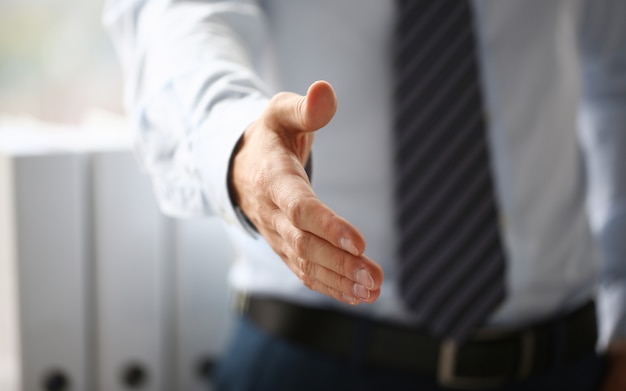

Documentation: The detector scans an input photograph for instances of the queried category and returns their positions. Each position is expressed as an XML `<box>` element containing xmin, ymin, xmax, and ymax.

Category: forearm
<box><xmin>104</xmin><ymin>0</ymin><xmax>270</xmax><ymax>219</ymax></box>
<box><xmin>580</xmin><ymin>85</ymin><xmax>626</xmax><ymax>347</ymax></box>
<box><xmin>594</xmin><ymin>209</ymin><xmax>626</xmax><ymax>346</ymax></box>
<box><xmin>578</xmin><ymin>0</ymin><xmax>626</xmax><ymax>347</ymax></box>
<box><xmin>580</xmin><ymin>102</ymin><xmax>626</xmax><ymax>346</ymax></box>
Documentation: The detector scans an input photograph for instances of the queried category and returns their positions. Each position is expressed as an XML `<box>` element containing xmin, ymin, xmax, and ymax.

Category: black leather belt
<box><xmin>239</xmin><ymin>296</ymin><xmax>598</xmax><ymax>389</ymax></box>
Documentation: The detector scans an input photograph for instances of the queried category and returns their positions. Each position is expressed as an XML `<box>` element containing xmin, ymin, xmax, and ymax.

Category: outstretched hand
<box><xmin>229</xmin><ymin>80</ymin><xmax>384</xmax><ymax>305</ymax></box>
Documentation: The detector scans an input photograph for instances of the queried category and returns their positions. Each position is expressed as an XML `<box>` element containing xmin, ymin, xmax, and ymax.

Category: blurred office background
<box><xmin>0</xmin><ymin>1</ymin><xmax>234</xmax><ymax>390</ymax></box>
<box><xmin>0</xmin><ymin>0</ymin><xmax>122</xmax><ymax>123</ymax></box>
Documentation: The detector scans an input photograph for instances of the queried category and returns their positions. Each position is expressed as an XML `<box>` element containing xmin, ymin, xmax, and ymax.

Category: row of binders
<box><xmin>0</xmin><ymin>116</ymin><xmax>235</xmax><ymax>391</ymax></box>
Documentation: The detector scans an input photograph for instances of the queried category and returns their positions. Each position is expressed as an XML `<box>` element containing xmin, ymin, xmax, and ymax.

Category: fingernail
<box><xmin>340</xmin><ymin>237</ymin><xmax>359</xmax><ymax>255</ymax></box>
<box><xmin>342</xmin><ymin>293</ymin><xmax>360</xmax><ymax>305</ymax></box>
<box><xmin>352</xmin><ymin>284</ymin><xmax>370</xmax><ymax>300</ymax></box>
<box><xmin>355</xmin><ymin>268</ymin><xmax>374</xmax><ymax>289</ymax></box>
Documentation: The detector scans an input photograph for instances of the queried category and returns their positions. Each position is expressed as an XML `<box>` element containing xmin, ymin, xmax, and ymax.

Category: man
<box><xmin>105</xmin><ymin>0</ymin><xmax>626</xmax><ymax>390</ymax></box>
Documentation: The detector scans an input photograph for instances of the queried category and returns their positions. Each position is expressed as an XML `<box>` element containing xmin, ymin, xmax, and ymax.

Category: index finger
<box><xmin>271</xmin><ymin>172</ymin><xmax>366</xmax><ymax>256</ymax></box>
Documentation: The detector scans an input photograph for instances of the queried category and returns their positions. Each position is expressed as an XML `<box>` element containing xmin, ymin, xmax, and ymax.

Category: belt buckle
<box><xmin>438</xmin><ymin>330</ymin><xmax>536</xmax><ymax>390</ymax></box>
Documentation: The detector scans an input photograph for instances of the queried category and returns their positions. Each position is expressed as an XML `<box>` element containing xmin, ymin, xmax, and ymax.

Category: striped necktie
<box><xmin>393</xmin><ymin>0</ymin><xmax>507</xmax><ymax>340</ymax></box>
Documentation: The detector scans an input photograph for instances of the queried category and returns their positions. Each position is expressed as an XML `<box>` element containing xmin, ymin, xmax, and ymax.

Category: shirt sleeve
<box><xmin>103</xmin><ymin>0</ymin><xmax>270</xmax><ymax>234</ymax></box>
<box><xmin>578</xmin><ymin>0</ymin><xmax>626</xmax><ymax>345</ymax></box>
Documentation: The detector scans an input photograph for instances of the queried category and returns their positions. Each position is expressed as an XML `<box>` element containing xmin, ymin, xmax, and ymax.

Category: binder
<box><xmin>91</xmin><ymin>150</ymin><xmax>172</xmax><ymax>391</ymax></box>
<box><xmin>0</xmin><ymin>143</ymin><xmax>91</xmax><ymax>391</ymax></box>
<box><xmin>173</xmin><ymin>217</ymin><xmax>234</xmax><ymax>391</ymax></box>
<box><xmin>0</xmin><ymin>119</ymin><xmax>236</xmax><ymax>391</ymax></box>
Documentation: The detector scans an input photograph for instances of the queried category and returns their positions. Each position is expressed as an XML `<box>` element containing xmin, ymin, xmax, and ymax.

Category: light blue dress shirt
<box><xmin>104</xmin><ymin>0</ymin><xmax>626</xmax><ymax>345</ymax></box>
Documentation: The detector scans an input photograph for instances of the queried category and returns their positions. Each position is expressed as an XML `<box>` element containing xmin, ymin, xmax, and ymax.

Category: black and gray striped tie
<box><xmin>393</xmin><ymin>0</ymin><xmax>507</xmax><ymax>340</ymax></box>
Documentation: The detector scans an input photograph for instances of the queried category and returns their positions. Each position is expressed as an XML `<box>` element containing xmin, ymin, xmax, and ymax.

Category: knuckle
<box><xmin>331</xmin><ymin>272</ymin><xmax>348</xmax><ymax>291</ymax></box>
<box><xmin>333</xmin><ymin>252</ymin><xmax>353</xmax><ymax>277</ymax></box>
<box><xmin>285</xmin><ymin>197</ymin><xmax>303</xmax><ymax>223</ymax></box>
<box><xmin>251</xmin><ymin>167</ymin><xmax>270</xmax><ymax>191</ymax></box>
<box><xmin>331</xmin><ymin>272</ymin><xmax>352</xmax><ymax>294</ymax></box>
<box><xmin>266</xmin><ymin>208</ymin><xmax>281</xmax><ymax>232</ymax></box>
<box><xmin>290</xmin><ymin>229</ymin><xmax>308</xmax><ymax>256</ymax></box>
<box><xmin>297</xmin><ymin>262</ymin><xmax>316</xmax><ymax>290</ymax></box>
<box><xmin>320</xmin><ymin>215</ymin><xmax>336</xmax><ymax>239</ymax></box>
<box><xmin>258</xmin><ymin>207</ymin><xmax>273</xmax><ymax>227</ymax></box>
<box><xmin>298</xmin><ymin>257</ymin><xmax>315</xmax><ymax>276</ymax></box>
<box><xmin>270</xmin><ymin>91</ymin><xmax>290</xmax><ymax>106</ymax></box>
<box><xmin>294</xmin><ymin>267</ymin><xmax>306</xmax><ymax>282</ymax></box>
<box><xmin>285</xmin><ymin>196</ymin><xmax>317</xmax><ymax>226</ymax></box>
<box><xmin>295</xmin><ymin>97</ymin><xmax>308</xmax><ymax>128</ymax></box>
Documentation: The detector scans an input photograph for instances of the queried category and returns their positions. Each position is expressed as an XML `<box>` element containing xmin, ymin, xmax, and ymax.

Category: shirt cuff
<box><xmin>193</xmin><ymin>95</ymin><xmax>269</xmax><ymax>236</ymax></box>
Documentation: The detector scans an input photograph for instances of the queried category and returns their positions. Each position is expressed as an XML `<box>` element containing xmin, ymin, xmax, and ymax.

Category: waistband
<box><xmin>239</xmin><ymin>295</ymin><xmax>597</xmax><ymax>389</ymax></box>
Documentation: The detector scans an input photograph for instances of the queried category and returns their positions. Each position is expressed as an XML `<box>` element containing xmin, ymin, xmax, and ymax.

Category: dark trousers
<box><xmin>211</xmin><ymin>316</ymin><xmax>607</xmax><ymax>391</ymax></box>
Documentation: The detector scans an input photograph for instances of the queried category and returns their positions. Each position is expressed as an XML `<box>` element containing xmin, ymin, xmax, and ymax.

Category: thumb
<box><xmin>267</xmin><ymin>80</ymin><xmax>337</xmax><ymax>133</ymax></box>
